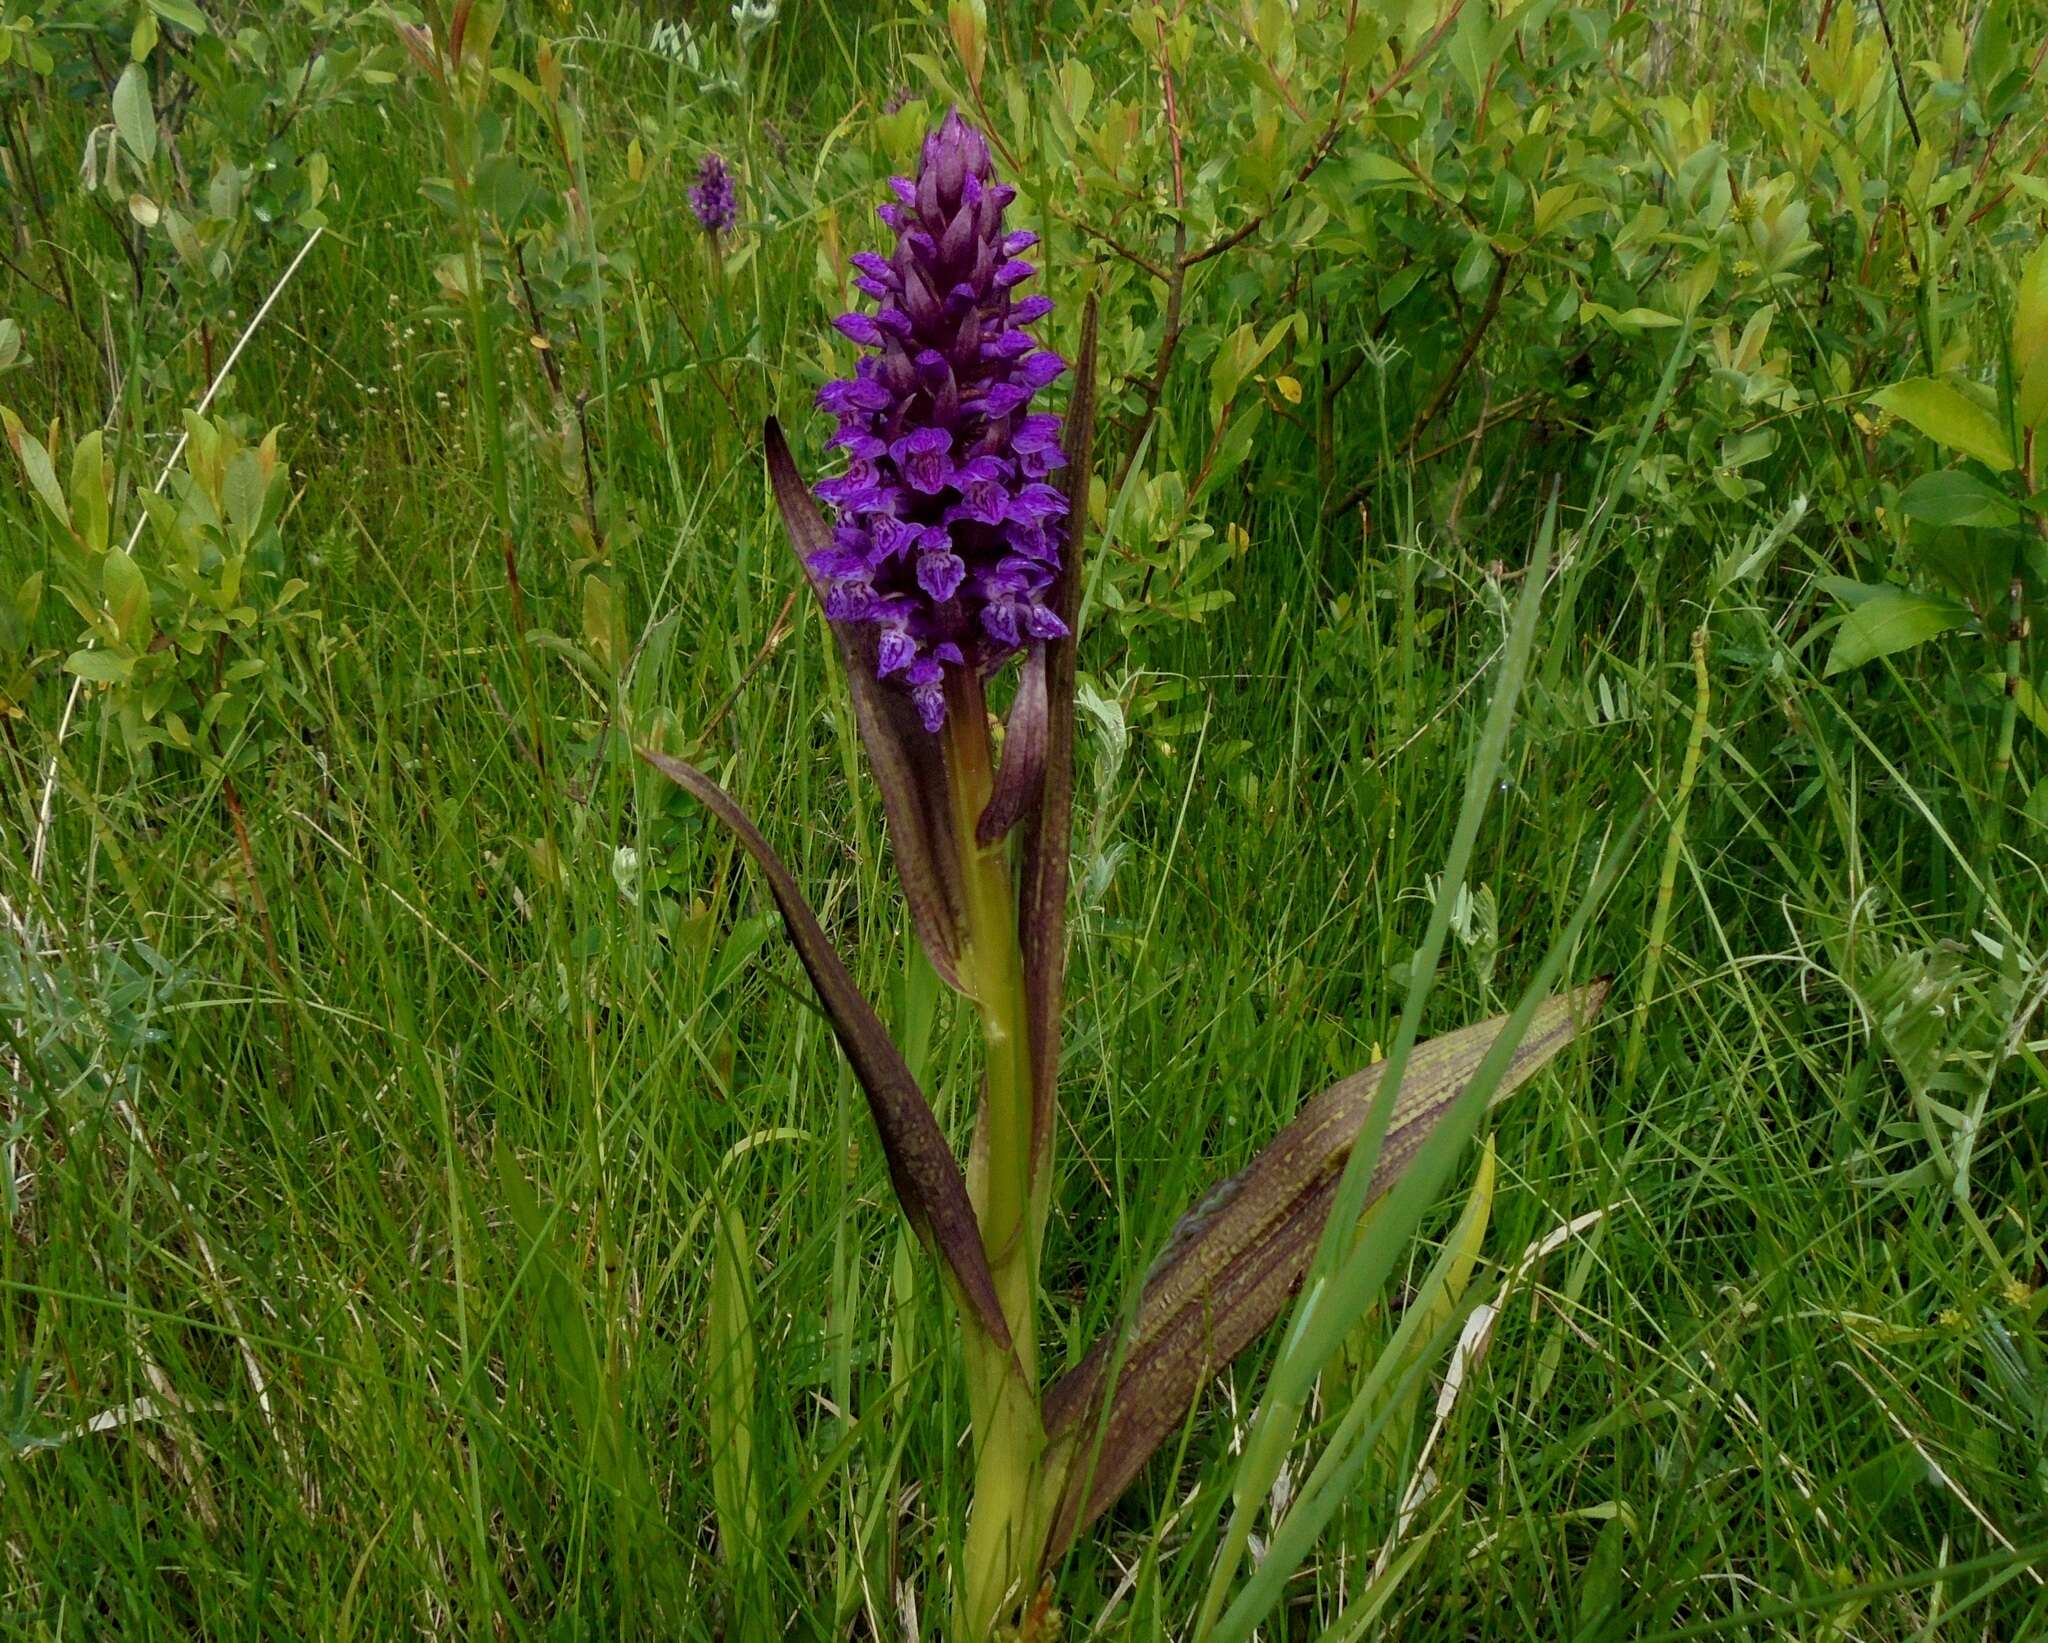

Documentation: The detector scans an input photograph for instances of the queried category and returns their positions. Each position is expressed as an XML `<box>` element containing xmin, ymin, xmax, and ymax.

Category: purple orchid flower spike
<box><xmin>767</xmin><ymin>109</ymin><xmax>1095</xmax><ymax>1015</ymax></box>
<box><xmin>689</xmin><ymin>152</ymin><xmax>739</xmax><ymax>234</ymax></box>
<box><xmin>811</xmin><ymin>108</ymin><xmax>1071</xmax><ymax>736</ymax></box>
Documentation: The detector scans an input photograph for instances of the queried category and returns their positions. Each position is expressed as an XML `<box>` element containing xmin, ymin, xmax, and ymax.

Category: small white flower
<box><xmin>731</xmin><ymin>0</ymin><xmax>779</xmax><ymax>45</ymax></box>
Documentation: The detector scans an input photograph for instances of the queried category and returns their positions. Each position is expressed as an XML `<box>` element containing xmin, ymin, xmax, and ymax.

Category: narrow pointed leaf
<box><xmin>978</xmin><ymin>642</ymin><xmax>1048</xmax><ymax>846</ymax></box>
<box><xmin>1039</xmin><ymin>982</ymin><xmax>1607</xmax><ymax>1555</ymax></box>
<box><xmin>638</xmin><ymin>748</ymin><xmax>1011</xmax><ymax>1349</ymax></box>
<box><xmin>764</xmin><ymin>419</ymin><xmax>968</xmax><ymax>990</ymax></box>
<box><xmin>707</xmin><ymin>1202</ymin><xmax>765</xmax><ymax>1589</ymax></box>
<box><xmin>1018</xmin><ymin>292</ymin><xmax>1098</xmax><ymax>1168</ymax></box>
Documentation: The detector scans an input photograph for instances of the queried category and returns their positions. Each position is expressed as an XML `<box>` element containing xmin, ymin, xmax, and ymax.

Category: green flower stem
<box><xmin>942</xmin><ymin>666</ymin><xmax>1045</xmax><ymax>1636</ymax></box>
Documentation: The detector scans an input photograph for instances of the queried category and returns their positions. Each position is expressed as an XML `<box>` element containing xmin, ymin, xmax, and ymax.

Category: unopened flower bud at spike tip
<box><xmin>689</xmin><ymin>152</ymin><xmax>738</xmax><ymax>234</ymax></box>
<box><xmin>810</xmin><ymin>110</ymin><xmax>1069</xmax><ymax>731</ymax></box>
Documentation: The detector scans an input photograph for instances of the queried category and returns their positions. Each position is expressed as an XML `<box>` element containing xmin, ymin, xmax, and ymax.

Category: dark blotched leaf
<box><xmin>1039</xmin><ymin>983</ymin><xmax>1608</xmax><ymax>1556</ymax></box>
<box><xmin>638</xmin><ymin>749</ymin><xmax>1010</xmax><ymax>1349</ymax></box>
<box><xmin>978</xmin><ymin>642</ymin><xmax>1049</xmax><ymax>846</ymax></box>
<box><xmin>765</xmin><ymin>420</ymin><xmax>968</xmax><ymax>990</ymax></box>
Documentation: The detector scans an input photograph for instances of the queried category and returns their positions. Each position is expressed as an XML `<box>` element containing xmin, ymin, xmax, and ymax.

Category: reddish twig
<box><xmin>1050</xmin><ymin>205</ymin><xmax>1173</xmax><ymax>284</ymax></box>
<box><xmin>1870</xmin><ymin>0</ymin><xmax>1923</xmax><ymax>149</ymax></box>
<box><xmin>1405</xmin><ymin>253</ymin><xmax>1511</xmax><ymax>453</ymax></box>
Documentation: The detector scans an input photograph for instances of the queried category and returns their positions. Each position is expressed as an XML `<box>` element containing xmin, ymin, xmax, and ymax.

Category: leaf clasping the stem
<box><xmin>1036</xmin><ymin>982</ymin><xmax>1609</xmax><ymax>1560</ymax></box>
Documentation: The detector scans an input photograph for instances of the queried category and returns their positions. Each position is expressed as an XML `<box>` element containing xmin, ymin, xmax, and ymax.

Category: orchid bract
<box><xmin>641</xmin><ymin>113</ymin><xmax>1607</xmax><ymax>1638</ymax></box>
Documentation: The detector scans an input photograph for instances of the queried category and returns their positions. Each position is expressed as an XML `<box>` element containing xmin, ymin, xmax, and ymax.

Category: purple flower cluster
<box><xmin>690</xmin><ymin>152</ymin><xmax>738</xmax><ymax>234</ymax></box>
<box><xmin>811</xmin><ymin>111</ymin><xmax>1069</xmax><ymax>732</ymax></box>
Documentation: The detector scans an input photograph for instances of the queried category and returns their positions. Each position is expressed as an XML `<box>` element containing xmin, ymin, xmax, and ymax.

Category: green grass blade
<box><xmin>1205</xmin><ymin>814</ymin><xmax>1639</xmax><ymax>1642</ymax></box>
<box><xmin>708</xmin><ymin>1201</ymin><xmax>766</xmax><ymax>1609</ymax></box>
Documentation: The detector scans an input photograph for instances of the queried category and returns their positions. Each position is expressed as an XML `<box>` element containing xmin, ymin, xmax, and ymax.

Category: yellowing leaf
<box><xmin>1868</xmin><ymin>377</ymin><xmax>2015</xmax><ymax>472</ymax></box>
<box><xmin>102</xmin><ymin>548</ymin><xmax>150</xmax><ymax>646</ymax></box>
<box><xmin>1272</xmin><ymin>373</ymin><xmax>1302</xmax><ymax>404</ymax></box>
<box><xmin>582</xmin><ymin>573</ymin><xmax>623</xmax><ymax>674</ymax></box>
<box><xmin>2</xmin><ymin>407</ymin><xmax>70</xmax><ymax>527</ymax></box>
<box><xmin>71</xmin><ymin>430</ymin><xmax>108</xmax><ymax>553</ymax></box>
<box><xmin>2015</xmin><ymin>240</ymin><xmax>2048</xmax><ymax>373</ymax></box>
<box><xmin>947</xmin><ymin>0</ymin><xmax>986</xmax><ymax>90</ymax></box>
<box><xmin>2021</xmin><ymin>348</ymin><xmax>2048</xmax><ymax>434</ymax></box>
<box><xmin>113</xmin><ymin>62</ymin><xmax>156</xmax><ymax>167</ymax></box>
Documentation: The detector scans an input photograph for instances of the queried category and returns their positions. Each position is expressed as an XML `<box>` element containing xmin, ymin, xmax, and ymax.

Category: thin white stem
<box><xmin>25</xmin><ymin>224</ymin><xmax>326</xmax><ymax>889</ymax></box>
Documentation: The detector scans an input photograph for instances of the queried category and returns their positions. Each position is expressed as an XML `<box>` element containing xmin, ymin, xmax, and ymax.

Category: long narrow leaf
<box><xmin>1038</xmin><ymin>982</ymin><xmax>1607</xmax><ymax>1557</ymax></box>
<box><xmin>638</xmin><ymin>749</ymin><xmax>1011</xmax><ymax>1349</ymax></box>
<box><xmin>764</xmin><ymin>420</ymin><xmax>968</xmax><ymax>990</ymax></box>
<box><xmin>1202</xmin><ymin>814</ymin><xmax>1643</xmax><ymax>1643</ymax></box>
<box><xmin>1193</xmin><ymin>488</ymin><xmax>1565</xmax><ymax>1638</ymax></box>
<box><xmin>1018</xmin><ymin>292</ymin><xmax>1099</xmax><ymax>1171</ymax></box>
<box><xmin>708</xmin><ymin>1201</ymin><xmax>766</xmax><ymax>1601</ymax></box>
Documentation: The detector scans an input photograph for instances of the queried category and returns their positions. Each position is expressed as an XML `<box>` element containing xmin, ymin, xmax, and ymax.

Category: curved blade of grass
<box><xmin>638</xmin><ymin>748</ymin><xmax>1011</xmax><ymax>1350</ymax></box>
<box><xmin>1018</xmin><ymin>291</ymin><xmax>1099</xmax><ymax>1175</ymax></box>
<box><xmin>1037</xmin><ymin>983</ymin><xmax>1607</xmax><ymax>1560</ymax></box>
<box><xmin>764</xmin><ymin>419</ymin><xmax>968</xmax><ymax>991</ymax></box>
<box><xmin>1192</xmin><ymin>486</ymin><xmax>1562</xmax><ymax>1637</ymax></box>
<box><xmin>708</xmin><ymin>1200</ymin><xmax>767</xmax><ymax>1608</ymax></box>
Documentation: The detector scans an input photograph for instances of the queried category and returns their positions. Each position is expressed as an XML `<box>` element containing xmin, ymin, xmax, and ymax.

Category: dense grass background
<box><xmin>2</xmin><ymin>1</ymin><xmax>2044</xmax><ymax>1636</ymax></box>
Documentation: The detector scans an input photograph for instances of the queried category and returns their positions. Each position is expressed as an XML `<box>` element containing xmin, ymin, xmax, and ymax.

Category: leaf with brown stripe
<box><xmin>1017</xmin><ymin>292</ymin><xmax>1098</xmax><ymax>1177</ymax></box>
<box><xmin>1038</xmin><ymin>981</ymin><xmax>1608</xmax><ymax>1556</ymax></box>
<box><xmin>638</xmin><ymin>748</ymin><xmax>1011</xmax><ymax>1351</ymax></box>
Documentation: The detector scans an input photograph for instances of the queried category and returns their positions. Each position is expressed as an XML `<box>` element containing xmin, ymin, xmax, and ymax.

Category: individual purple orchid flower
<box><xmin>810</xmin><ymin>109</ymin><xmax>1069</xmax><ymax>734</ymax></box>
<box><xmin>689</xmin><ymin>151</ymin><xmax>739</xmax><ymax>234</ymax></box>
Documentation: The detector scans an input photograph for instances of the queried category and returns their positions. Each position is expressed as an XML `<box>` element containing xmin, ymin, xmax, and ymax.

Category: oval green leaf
<box><xmin>1869</xmin><ymin>378</ymin><xmax>2015</xmax><ymax>473</ymax></box>
<box><xmin>1824</xmin><ymin>586</ymin><xmax>1974</xmax><ymax>675</ymax></box>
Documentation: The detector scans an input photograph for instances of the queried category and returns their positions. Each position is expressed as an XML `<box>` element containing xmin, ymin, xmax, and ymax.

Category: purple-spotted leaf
<box><xmin>1017</xmin><ymin>292</ymin><xmax>1098</xmax><ymax>1169</ymax></box>
<box><xmin>765</xmin><ymin>419</ymin><xmax>968</xmax><ymax>990</ymax></box>
<box><xmin>1038</xmin><ymin>982</ymin><xmax>1608</xmax><ymax>1556</ymax></box>
<box><xmin>977</xmin><ymin>642</ymin><xmax>1048</xmax><ymax>846</ymax></box>
<box><xmin>638</xmin><ymin>748</ymin><xmax>1011</xmax><ymax>1351</ymax></box>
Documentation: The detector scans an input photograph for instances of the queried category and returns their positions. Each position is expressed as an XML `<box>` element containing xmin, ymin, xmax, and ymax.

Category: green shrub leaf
<box><xmin>1896</xmin><ymin>470</ymin><xmax>2020</xmax><ymax>528</ymax></box>
<box><xmin>113</xmin><ymin>63</ymin><xmax>156</xmax><ymax>167</ymax></box>
<box><xmin>1868</xmin><ymin>378</ymin><xmax>2015</xmax><ymax>472</ymax></box>
<box><xmin>1824</xmin><ymin>586</ymin><xmax>1974</xmax><ymax>675</ymax></box>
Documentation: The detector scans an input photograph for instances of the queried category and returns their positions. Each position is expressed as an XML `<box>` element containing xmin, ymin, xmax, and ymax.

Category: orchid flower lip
<box><xmin>808</xmin><ymin>109</ymin><xmax>1071</xmax><ymax>732</ymax></box>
